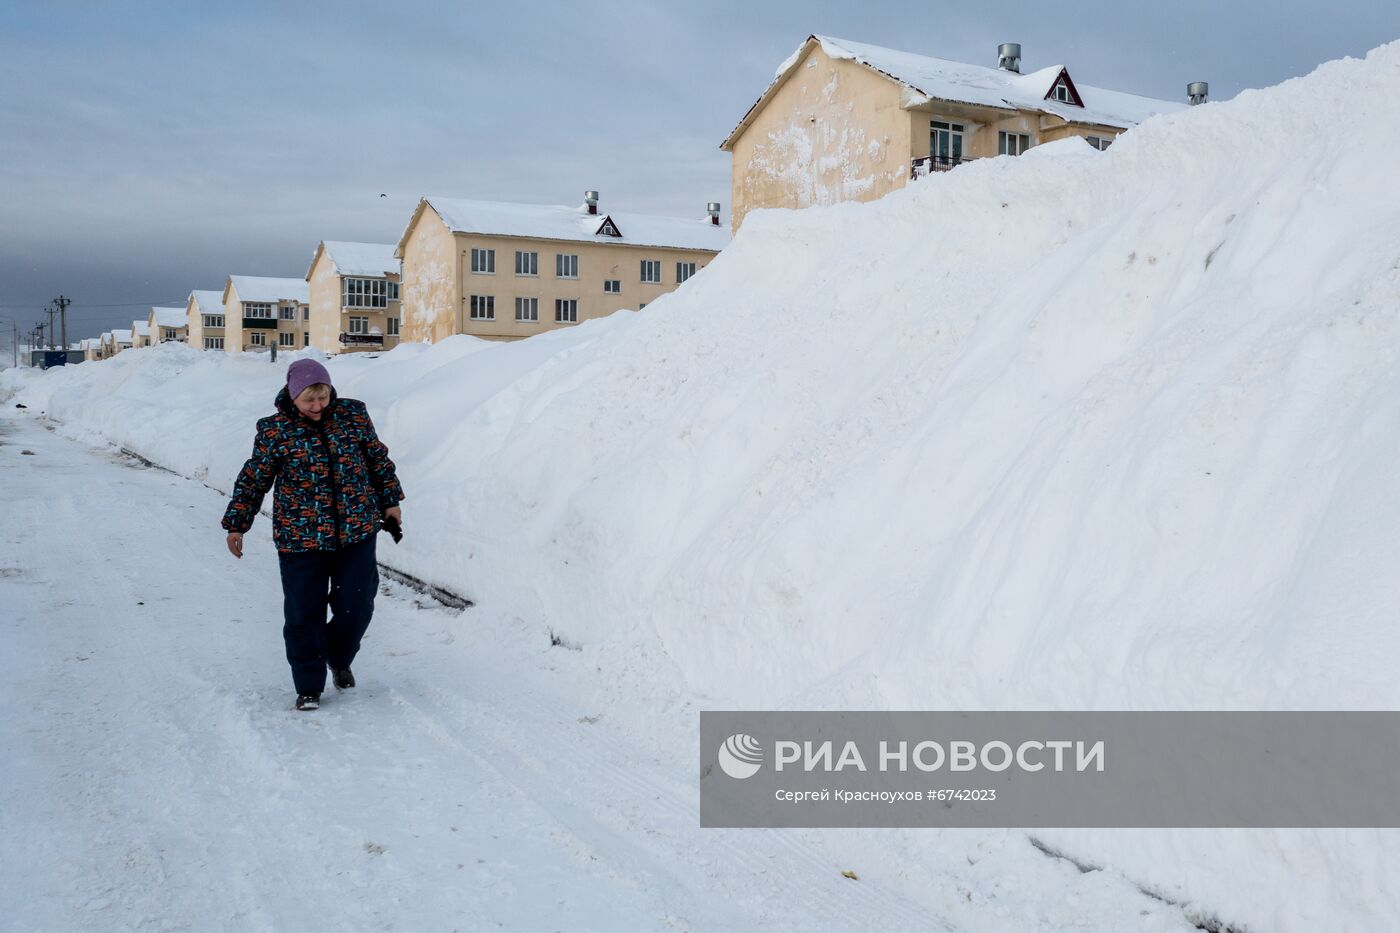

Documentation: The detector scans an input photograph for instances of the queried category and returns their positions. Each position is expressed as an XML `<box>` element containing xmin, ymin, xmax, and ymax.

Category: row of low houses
<box><xmin>78</xmin><ymin>35</ymin><xmax>1198</xmax><ymax>362</ymax></box>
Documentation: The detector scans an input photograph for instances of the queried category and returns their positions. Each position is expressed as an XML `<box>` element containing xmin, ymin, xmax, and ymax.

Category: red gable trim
<box><xmin>1044</xmin><ymin>67</ymin><xmax>1085</xmax><ymax>108</ymax></box>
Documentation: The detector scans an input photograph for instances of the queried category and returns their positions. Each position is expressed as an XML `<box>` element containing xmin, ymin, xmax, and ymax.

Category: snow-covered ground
<box><xmin>6</xmin><ymin>38</ymin><xmax>1400</xmax><ymax>932</ymax></box>
<box><xmin>0</xmin><ymin>414</ymin><xmax>1196</xmax><ymax>930</ymax></box>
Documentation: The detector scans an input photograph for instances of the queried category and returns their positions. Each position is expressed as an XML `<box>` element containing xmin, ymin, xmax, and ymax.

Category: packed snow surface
<box><xmin>7</xmin><ymin>40</ymin><xmax>1400</xmax><ymax>931</ymax></box>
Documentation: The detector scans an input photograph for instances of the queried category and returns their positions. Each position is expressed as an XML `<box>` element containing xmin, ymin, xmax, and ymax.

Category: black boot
<box><xmin>331</xmin><ymin>668</ymin><xmax>355</xmax><ymax>690</ymax></box>
<box><xmin>296</xmin><ymin>693</ymin><xmax>321</xmax><ymax>711</ymax></box>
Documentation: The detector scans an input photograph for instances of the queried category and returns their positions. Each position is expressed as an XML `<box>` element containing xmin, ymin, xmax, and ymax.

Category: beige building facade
<box><xmin>305</xmin><ymin>241</ymin><xmax>402</xmax><ymax>354</ymax></box>
<box><xmin>222</xmin><ymin>276</ymin><xmax>310</xmax><ymax>354</ymax></box>
<box><xmin>186</xmin><ymin>290</ymin><xmax>226</xmax><ymax>350</ymax></box>
<box><xmin>147</xmin><ymin>306</ymin><xmax>188</xmax><ymax>345</ymax></box>
<box><xmin>131</xmin><ymin>321</ymin><xmax>150</xmax><ymax>348</ymax></box>
<box><xmin>397</xmin><ymin>194</ymin><xmax>730</xmax><ymax>344</ymax></box>
<box><xmin>722</xmin><ymin>35</ymin><xmax>1189</xmax><ymax>230</ymax></box>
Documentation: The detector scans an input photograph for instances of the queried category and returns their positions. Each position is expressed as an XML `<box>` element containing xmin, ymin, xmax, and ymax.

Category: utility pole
<box><xmin>46</xmin><ymin>306</ymin><xmax>57</xmax><ymax>349</ymax></box>
<box><xmin>54</xmin><ymin>295</ymin><xmax>70</xmax><ymax>352</ymax></box>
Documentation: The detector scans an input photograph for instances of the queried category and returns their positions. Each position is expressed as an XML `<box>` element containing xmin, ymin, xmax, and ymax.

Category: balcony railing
<box><xmin>340</xmin><ymin>332</ymin><xmax>384</xmax><ymax>346</ymax></box>
<box><xmin>911</xmin><ymin>154</ymin><xmax>979</xmax><ymax>179</ymax></box>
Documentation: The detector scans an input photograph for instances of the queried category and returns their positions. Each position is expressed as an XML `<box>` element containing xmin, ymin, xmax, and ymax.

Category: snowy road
<box><xmin>0</xmin><ymin>412</ymin><xmax>1198</xmax><ymax>931</ymax></box>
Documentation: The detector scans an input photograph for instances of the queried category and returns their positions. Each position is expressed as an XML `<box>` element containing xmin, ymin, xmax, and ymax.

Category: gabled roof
<box><xmin>112</xmin><ymin>328</ymin><xmax>133</xmax><ymax>344</ymax></box>
<box><xmin>223</xmin><ymin>275</ymin><xmax>310</xmax><ymax>305</ymax></box>
<box><xmin>722</xmin><ymin>35</ymin><xmax>1186</xmax><ymax>149</ymax></box>
<box><xmin>151</xmin><ymin>307</ymin><xmax>186</xmax><ymax>328</ymax></box>
<box><xmin>132</xmin><ymin>321</ymin><xmax>151</xmax><ymax>337</ymax></box>
<box><xmin>190</xmin><ymin>290</ymin><xmax>224</xmax><ymax>314</ymax></box>
<box><xmin>397</xmin><ymin>196</ymin><xmax>730</xmax><ymax>256</ymax></box>
<box><xmin>306</xmin><ymin>240</ymin><xmax>400</xmax><ymax>281</ymax></box>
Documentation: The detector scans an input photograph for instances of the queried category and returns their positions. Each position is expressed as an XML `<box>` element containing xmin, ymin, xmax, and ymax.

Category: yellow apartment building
<box><xmin>305</xmin><ymin>241</ymin><xmax>402</xmax><ymax>354</ymax></box>
<box><xmin>722</xmin><ymin>35</ymin><xmax>1193</xmax><ymax>230</ymax></box>
<box><xmin>186</xmin><ymin>290</ymin><xmax>226</xmax><ymax>350</ymax></box>
<box><xmin>397</xmin><ymin>193</ymin><xmax>730</xmax><ymax>344</ymax></box>
<box><xmin>147</xmin><ymin>306</ymin><xmax>187</xmax><ymax>345</ymax></box>
<box><xmin>222</xmin><ymin>276</ymin><xmax>310</xmax><ymax>353</ymax></box>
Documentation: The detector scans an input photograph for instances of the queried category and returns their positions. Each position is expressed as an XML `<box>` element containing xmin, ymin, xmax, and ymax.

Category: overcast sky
<box><xmin>2</xmin><ymin>0</ymin><xmax>1397</xmax><ymax>353</ymax></box>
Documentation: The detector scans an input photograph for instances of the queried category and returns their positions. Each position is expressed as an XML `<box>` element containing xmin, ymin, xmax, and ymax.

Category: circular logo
<box><xmin>718</xmin><ymin>733</ymin><xmax>763</xmax><ymax>779</ymax></box>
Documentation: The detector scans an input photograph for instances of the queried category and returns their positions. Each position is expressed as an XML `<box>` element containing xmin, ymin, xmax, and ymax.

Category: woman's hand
<box><xmin>227</xmin><ymin>532</ymin><xmax>244</xmax><ymax>559</ymax></box>
<box><xmin>384</xmin><ymin>506</ymin><xmax>402</xmax><ymax>525</ymax></box>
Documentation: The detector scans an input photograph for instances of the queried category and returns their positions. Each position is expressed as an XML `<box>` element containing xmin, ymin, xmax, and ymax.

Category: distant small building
<box><xmin>397</xmin><ymin>193</ymin><xmax>729</xmax><ymax>344</ymax></box>
<box><xmin>148</xmin><ymin>306</ymin><xmax>188</xmax><ymax>344</ymax></box>
<box><xmin>186</xmin><ymin>289</ymin><xmax>226</xmax><ymax>350</ymax></box>
<box><xmin>82</xmin><ymin>338</ymin><xmax>102</xmax><ymax>362</ymax></box>
<box><xmin>222</xmin><ymin>276</ymin><xmax>310</xmax><ymax>354</ymax></box>
<box><xmin>721</xmin><ymin>35</ymin><xmax>1188</xmax><ymax>230</ymax></box>
<box><xmin>131</xmin><ymin>320</ymin><xmax>151</xmax><ymax>348</ymax></box>
<box><xmin>305</xmin><ymin>241</ymin><xmax>402</xmax><ymax>355</ymax></box>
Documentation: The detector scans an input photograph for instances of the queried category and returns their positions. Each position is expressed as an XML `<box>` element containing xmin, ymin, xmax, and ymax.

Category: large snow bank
<box><xmin>7</xmin><ymin>40</ymin><xmax>1400</xmax><ymax>931</ymax></box>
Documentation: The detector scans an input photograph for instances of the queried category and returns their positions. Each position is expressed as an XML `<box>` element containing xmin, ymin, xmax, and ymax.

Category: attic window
<box><xmin>596</xmin><ymin>216</ymin><xmax>622</xmax><ymax>238</ymax></box>
<box><xmin>1045</xmin><ymin>70</ymin><xmax>1084</xmax><ymax>107</ymax></box>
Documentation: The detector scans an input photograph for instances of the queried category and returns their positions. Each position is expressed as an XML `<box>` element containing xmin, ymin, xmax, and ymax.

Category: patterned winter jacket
<box><xmin>221</xmin><ymin>387</ymin><xmax>405</xmax><ymax>552</ymax></box>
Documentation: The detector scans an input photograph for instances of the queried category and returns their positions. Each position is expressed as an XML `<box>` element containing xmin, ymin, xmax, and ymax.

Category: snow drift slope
<box><xmin>7</xmin><ymin>41</ymin><xmax>1400</xmax><ymax>931</ymax></box>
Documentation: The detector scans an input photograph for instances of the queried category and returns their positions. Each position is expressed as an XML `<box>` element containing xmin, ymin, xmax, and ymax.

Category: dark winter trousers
<box><xmin>277</xmin><ymin>534</ymin><xmax>379</xmax><ymax>695</ymax></box>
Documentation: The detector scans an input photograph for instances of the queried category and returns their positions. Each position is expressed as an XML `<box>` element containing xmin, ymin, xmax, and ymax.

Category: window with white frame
<box><xmin>640</xmin><ymin>259</ymin><xmax>661</xmax><ymax>283</ymax></box>
<box><xmin>348</xmin><ymin>316</ymin><xmax>369</xmax><ymax>334</ymax></box>
<box><xmin>280</xmin><ymin>304</ymin><xmax>296</xmax><ymax>320</ymax></box>
<box><xmin>555</xmin><ymin>253</ymin><xmax>579</xmax><ymax>278</ymax></box>
<box><xmin>676</xmin><ymin>262</ymin><xmax>697</xmax><ymax>283</ymax></box>
<box><xmin>386</xmin><ymin>317</ymin><xmax>399</xmax><ymax>336</ymax></box>
<box><xmin>999</xmin><ymin>131</ymin><xmax>1031</xmax><ymax>156</ymax></box>
<box><xmin>387</xmin><ymin>281</ymin><xmax>399</xmax><ymax>301</ymax></box>
<box><xmin>202</xmin><ymin>314</ymin><xmax>224</xmax><ymax>328</ymax></box>
<box><xmin>279</xmin><ymin>332</ymin><xmax>296</xmax><ymax>346</ymax></box>
<box><xmin>303</xmin><ymin>306</ymin><xmax>310</xmax><ymax>320</ymax></box>
<box><xmin>603</xmin><ymin>279</ymin><xmax>620</xmax><ymax>294</ymax></box>
<box><xmin>162</xmin><ymin>328</ymin><xmax>179</xmax><ymax>340</ymax></box>
<box><xmin>470</xmin><ymin>295</ymin><xmax>495</xmax><ymax>320</ymax></box>
<box><xmin>243</xmin><ymin>302</ymin><xmax>273</xmax><ymax>319</ymax></box>
<box><xmin>1051</xmin><ymin>80</ymin><xmax>1073</xmax><ymax>103</ymax></box>
<box><xmin>471</xmin><ymin>248</ymin><xmax>495</xmax><ymax>274</ymax></box>
<box><xmin>931</xmin><ymin>120</ymin><xmax>965</xmax><ymax>166</ymax></box>
<box><xmin>343</xmin><ymin>277</ymin><xmax>389</xmax><ymax>309</ymax></box>
<box><xmin>515</xmin><ymin>297</ymin><xmax>539</xmax><ymax>322</ymax></box>
<box><xmin>1085</xmin><ymin>135</ymin><xmax>1113</xmax><ymax>151</ymax></box>
<box><xmin>515</xmin><ymin>251</ymin><xmax>538</xmax><ymax>276</ymax></box>
<box><xmin>203</xmin><ymin>336</ymin><xmax>224</xmax><ymax>350</ymax></box>
<box><xmin>555</xmin><ymin>299</ymin><xmax>578</xmax><ymax>323</ymax></box>
<box><xmin>249</xmin><ymin>331</ymin><xmax>267</xmax><ymax>346</ymax></box>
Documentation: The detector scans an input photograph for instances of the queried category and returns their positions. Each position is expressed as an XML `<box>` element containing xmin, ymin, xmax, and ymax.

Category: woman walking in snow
<box><xmin>222</xmin><ymin>359</ymin><xmax>404</xmax><ymax>711</ymax></box>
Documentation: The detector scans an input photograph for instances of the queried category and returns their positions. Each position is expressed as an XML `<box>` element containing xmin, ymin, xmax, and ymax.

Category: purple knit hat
<box><xmin>287</xmin><ymin>359</ymin><xmax>332</xmax><ymax>400</ymax></box>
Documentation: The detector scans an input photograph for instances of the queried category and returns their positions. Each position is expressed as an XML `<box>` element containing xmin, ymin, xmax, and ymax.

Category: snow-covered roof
<box><xmin>132</xmin><ymin>321</ymin><xmax>151</xmax><ymax>337</ymax></box>
<box><xmin>311</xmin><ymin>241</ymin><xmax>400</xmax><ymax>279</ymax></box>
<box><xmin>112</xmin><ymin>328</ymin><xmax>133</xmax><ymax>344</ymax></box>
<box><xmin>724</xmin><ymin>35</ymin><xmax>1186</xmax><ymax>147</ymax></box>
<box><xmin>226</xmin><ymin>276</ymin><xmax>309</xmax><ymax>304</ymax></box>
<box><xmin>191</xmin><ymin>290</ymin><xmax>224</xmax><ymax>314</ymax></box>
<box><xmin>403</xmin><ymin>197</ymin><xmax>730</xmax><ymax>254</ymax></box>
<box><xmin>151</xmin><ymin>306</ymin><xmax>186</xmax><ymax>328</ymax></box>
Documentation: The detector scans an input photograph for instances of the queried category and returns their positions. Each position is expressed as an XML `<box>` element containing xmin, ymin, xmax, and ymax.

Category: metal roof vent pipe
<box><xmin>997</xmin><ymin>43</ymin><xmax>1022</xmax><ymax>73</ymax></box>
<box><xmin>1188</xmin><ymin>82</ymin><xmax>1209</xmax><ymax>105</ymax></box>
<box><xmin>584</xmin><ymin>190</ymin><xmax>600</xmax><ymax>215</ymax></box>
<box><xmin>706</xmin><ymin>202</ymin><xmax>721</xmax><ymax>226</ymax></box>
